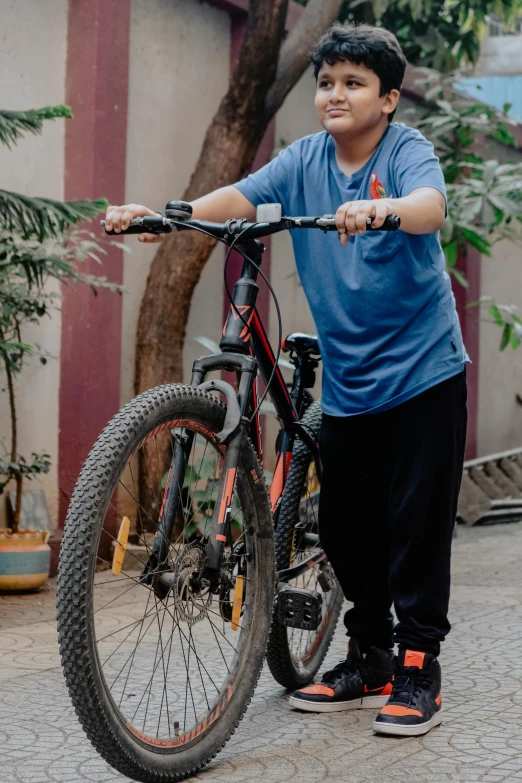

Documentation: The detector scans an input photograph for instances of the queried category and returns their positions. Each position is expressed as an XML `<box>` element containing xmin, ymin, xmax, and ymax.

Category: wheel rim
<box><xmin>90</xmin><ymin>420</ymin><xmax>253</xmax><ymax>749</ymax></box>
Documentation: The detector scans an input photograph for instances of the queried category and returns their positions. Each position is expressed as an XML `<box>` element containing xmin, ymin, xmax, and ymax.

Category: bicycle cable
<box><xmin>222</xmin><ymin>224</ymin><xmax>284</xmax><ymax>423</ymax></box>
<box><xmin>167</xmin><ymin>219</ymin><xmax>284</xmax><ymax>424</ymax></box>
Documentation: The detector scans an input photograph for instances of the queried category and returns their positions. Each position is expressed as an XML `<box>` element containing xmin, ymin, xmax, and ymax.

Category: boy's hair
<box><xmin>311</xmin><ymin>24</ymin><xmax>407</xmax><ymax>122</ymax></box>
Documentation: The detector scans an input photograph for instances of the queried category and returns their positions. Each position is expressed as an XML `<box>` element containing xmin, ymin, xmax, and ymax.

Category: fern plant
<box><xmin>0</xmin><ymin>105</ymin><xmax>116</xmax><ymax>533</ymax></box>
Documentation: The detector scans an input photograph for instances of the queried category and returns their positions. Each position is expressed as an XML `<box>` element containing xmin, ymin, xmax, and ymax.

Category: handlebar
<box><xmin>101</xmin><ymin>212</ymin><xmax>400</xmax><ymax>241</ymax></box>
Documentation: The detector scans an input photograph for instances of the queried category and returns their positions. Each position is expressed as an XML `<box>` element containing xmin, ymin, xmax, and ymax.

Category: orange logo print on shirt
<box><xmin>369</xmin><ymin>172</ymin><xmax>387</xmax><ymax>199</ymax></box>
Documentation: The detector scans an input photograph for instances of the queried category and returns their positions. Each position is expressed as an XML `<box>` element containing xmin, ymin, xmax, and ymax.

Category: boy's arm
<box><xmin>335</xmin><ymin>187</ymin><xmax>446</xmax><ymax>245</ymax></box>
<box><xmin>104</xmin><ymin>186</ymin><xmax>255</xmax><ymax>243</ymax></box>
<box><xmin>384</xmin><ymin>187</ymin><xmax>446</xmax><ymax>234</ymax></box>
<box><xmin>191</xmin><ymin>186</ymin><xmax>256</xmax><ymax>222</ymax></box>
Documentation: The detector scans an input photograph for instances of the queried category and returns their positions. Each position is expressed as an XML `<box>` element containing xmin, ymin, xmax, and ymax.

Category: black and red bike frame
<box><xmin>144</xmin><ymin>230</ymin><xmax>324</xmax><ymax>592</ymax></box>
<box><xmin>191</xmin><ymin>234</ymin><xmax>324</xmax><ymax>583</ymax></box>
<box><xmin>106</xmin><ymin>209</ymin><xmax>399</xmax><ymax>593</ymax></box>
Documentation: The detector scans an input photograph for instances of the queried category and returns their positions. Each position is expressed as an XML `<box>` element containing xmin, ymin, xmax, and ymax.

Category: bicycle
<box><xmin>57</xmin><ymin>201</ymin><xmax>400</xmax><ymax>782</ymax></box>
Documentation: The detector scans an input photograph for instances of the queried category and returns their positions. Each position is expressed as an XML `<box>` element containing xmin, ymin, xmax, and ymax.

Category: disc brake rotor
<box><xmin>172</xmin><ymin>542</ymin><xmax>211</xmax><ymax>626</ymax></box>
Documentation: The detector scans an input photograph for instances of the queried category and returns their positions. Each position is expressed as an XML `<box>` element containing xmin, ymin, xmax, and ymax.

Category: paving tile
<box><xmin>2</xmin><ymin>523</ymin><xmax>522</xmax><ymax>782</ymax></box>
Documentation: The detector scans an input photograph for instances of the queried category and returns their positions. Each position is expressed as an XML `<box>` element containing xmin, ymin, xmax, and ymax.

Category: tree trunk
<box><xmin>135</xmin><ymin>0</ymin><xmax>342</xmax><ymax>521</ymax></box>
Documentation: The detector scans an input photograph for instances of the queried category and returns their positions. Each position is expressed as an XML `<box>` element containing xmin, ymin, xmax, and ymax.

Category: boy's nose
<box><xmin>330</xmin><ymin>86</ymin><xmax>346</xmax><ymax>103</ymax></box>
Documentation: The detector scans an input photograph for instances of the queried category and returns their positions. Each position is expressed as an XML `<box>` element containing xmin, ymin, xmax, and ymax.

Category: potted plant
<box><xmin>0</xmin><ymin>105</ymin><xmax>119</xmax><ymax>590</ymax></box>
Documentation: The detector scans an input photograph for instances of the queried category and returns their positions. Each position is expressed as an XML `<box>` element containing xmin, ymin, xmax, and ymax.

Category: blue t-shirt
<box><xmin>234</xmin><ymin>122</ymin><xmax>470</xmax><ymax>417</ymax></box>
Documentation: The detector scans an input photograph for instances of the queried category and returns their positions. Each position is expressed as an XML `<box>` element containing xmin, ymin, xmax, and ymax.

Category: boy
<box><xmin>106</xmin><ymin>24</ymin><xmax>469</xmax><ymax>737</ymax></box>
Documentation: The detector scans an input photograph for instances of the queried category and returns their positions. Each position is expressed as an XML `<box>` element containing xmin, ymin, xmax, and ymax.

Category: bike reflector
<box><xmin>112</xmin><ymin>516</ymin><xmax>130</xmax><ymax>576</ymax></box>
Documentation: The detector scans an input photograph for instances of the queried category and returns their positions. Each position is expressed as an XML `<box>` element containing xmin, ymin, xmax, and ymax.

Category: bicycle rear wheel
<box><xmin>57</xmin><ymin>384</ymin><xmax>274</xmax><ymax>783</ymax></box>
<box><xmin>266</xmin><ymin>400</ymin><xmax>343</xmax><ymax>689</ymax></box>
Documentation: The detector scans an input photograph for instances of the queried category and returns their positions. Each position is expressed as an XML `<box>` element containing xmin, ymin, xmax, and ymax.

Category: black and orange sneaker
<box><xmin>289</xmin><ymin>639</ymin><xmax>393</xmax><ymax>713</ymax></box>
<box><xmin>373</xmin><ymin>649</ymin><xmax>443</xmax><ymax>736</ymax></box>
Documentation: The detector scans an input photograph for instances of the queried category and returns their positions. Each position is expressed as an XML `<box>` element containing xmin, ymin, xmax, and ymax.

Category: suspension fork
<box><xmin>203</xmin><ymin>365</ymin><xmax>255</xmax><ymax>587</ymax></box>
<box><xmin>141</xmin><ymin>429</ymin><xmax>195</xmax><ymax>586</ymax></box>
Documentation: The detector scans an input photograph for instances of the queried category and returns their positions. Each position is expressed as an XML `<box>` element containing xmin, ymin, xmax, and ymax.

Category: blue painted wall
<box><xmin>455</xmin><ymin>76</ymin><xmax>522</xmax><ymax>122</ymax></box>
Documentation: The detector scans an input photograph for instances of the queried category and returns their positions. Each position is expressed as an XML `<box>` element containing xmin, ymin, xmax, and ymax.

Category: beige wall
<box><xmin>478</xmin><ymin>242</ymin><xmax>522</xmax><ymax>454</ymax></box>
<box><xmin>474</xmin><ymin>137</ymin><xmax>522</xmax><ymax>455</ymax></box>
<box><xmin>121</xmin><ymin>0</ymin><xmax>231</xmax><ymax>405</ymax></box>
<box><xmin>475</xmin><ymin>35</ymin><xmax>522</xmax><ymax>76</ymax></box>
<box><xmin>0</xmin><ymin>0</ymin><xmax>68</xmax><ymax>527</ymax></box>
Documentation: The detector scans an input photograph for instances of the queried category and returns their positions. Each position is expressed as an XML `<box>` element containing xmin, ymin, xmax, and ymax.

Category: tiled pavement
<box><xmin>1</xmin><ymin>522</ymin><xmax>522</xmax><ymax>783</ymax></box>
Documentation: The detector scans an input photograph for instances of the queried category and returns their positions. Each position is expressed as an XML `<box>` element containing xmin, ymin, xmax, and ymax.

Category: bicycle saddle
<box><xmin>282</xmin><ymin>333</ymin><xmax>320</xmax><ymax>356</ymax></box>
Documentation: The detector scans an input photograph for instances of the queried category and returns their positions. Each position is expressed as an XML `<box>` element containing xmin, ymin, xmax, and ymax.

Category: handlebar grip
<box><xmin>367</xmin><ymin>215</ymin><xmax>400</xmax><ymax>231</ymax></box>
<box><xmin>317</xmin><ymin>214</ymin><xmax>400</xmax><ymax>231</ymax></box>
<box><xmin>100</xmin><ymin>216</ymin><xmax>171</xmax><ymax>236</ymax></box>
<box><xmin>101</xmin><ymin>223</ymin><xmax>148</xmax><ymax>236</ymax></box>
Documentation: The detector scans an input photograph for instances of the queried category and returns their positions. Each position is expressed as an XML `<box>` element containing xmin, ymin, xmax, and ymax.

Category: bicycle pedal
<box><xmin>277</xmin><ymin>587</ymin><xmax>322</xmax><ymax>631</ymax></box>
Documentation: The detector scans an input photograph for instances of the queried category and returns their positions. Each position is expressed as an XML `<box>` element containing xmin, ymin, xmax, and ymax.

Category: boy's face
<box><xmin>314</xmin><ymin>59</ymin><xmax>399</xmax><ymax>137</ymax></box>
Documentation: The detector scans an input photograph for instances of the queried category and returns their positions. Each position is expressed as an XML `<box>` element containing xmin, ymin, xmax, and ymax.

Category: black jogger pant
<box><xmin>318</xmin><ymin>369</ymin><xmax>467</xmax><ymax>657</ymax></box>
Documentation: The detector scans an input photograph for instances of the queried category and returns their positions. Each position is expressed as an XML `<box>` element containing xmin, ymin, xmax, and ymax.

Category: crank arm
<box><xmin>277</xmin><ymin>549</ymin><xmax>327</xmax><ymax>584</ymax></box>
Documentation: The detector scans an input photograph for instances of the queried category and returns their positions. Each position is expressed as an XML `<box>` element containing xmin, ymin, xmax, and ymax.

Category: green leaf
<box><xmin>489</xmin><ymin>304</ymin><xmax>503</xmax><ymax>327</ymax></box>
<box><xmin>0</xmin><ymin>191</ymin><xmax>108</xmax><ymax>242</ymax></box>
<box><xmin>443</xmin><ymin>241</ymin><xmax>458</xmax><ymax>268</ymax></box>
<box><xmin>192</xmin><ymin>489</ymin><xmax>213</xmax><ymax>503</ymax></box>
<box><xmin>185</xmin><ymin>522</ymin><xmax>197</xmax><ymax>539</ymax></box>
<box><xmin>0</xmin><ymin>105</ymin><xmax>72</xmax><ymax>149</ymax></box>
<box><xmin>195</xmin><ymin>454</ymin><xmax>218</xmax><ymax>481</ymax></box>
<box><xmin>512</xmin><ymin>319</ymin><xmax>522</xmax><ymax>342</ymax></box>
<box><xmin>500</xmin><ymin>323</ymin><xmax>511</xmax><ymax>352</ymax></box>
<box><xmin>459</xmin><ymin>227</ymin><xmax>491</xmax><ymax>256</ymax></box>
<box><xmin>197</xmin><ymin>518</ymin><xmax>212</xmax><ymax>537</ymax></box>
<box><xmin>183</xmin><ymin>465</ymin><xmax>200</xmax><ymax>488</ymax></box>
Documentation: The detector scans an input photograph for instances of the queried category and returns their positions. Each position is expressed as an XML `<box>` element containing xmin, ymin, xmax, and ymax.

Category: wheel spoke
<box><xmin>87</xmin><ymin>417</ymin><xmax>257</xmax><ymax>745</ymax></box>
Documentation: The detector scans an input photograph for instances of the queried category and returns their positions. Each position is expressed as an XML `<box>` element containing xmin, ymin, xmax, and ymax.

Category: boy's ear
<box><xmin>383</xmin><ymin>88</ymin><xmax>400</xmax><ymax>115</ymax></box>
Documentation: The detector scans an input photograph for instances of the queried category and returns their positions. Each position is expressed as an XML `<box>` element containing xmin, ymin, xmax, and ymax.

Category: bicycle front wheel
<box><xmin>57</xmin><ymin>384</ymin><xmax>274</xmax><ymax>783</ymax></box>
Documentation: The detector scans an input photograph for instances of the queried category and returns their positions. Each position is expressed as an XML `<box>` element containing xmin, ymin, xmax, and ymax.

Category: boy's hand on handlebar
<box><xmin>335</xmin><ymin>198</ymin><xmax>394</xmax><ymax>246</ymax></box>
<box><xmin>105</xmin><ymin>204</ymin><xmax>165</xmax><ymax>243</ymax></box>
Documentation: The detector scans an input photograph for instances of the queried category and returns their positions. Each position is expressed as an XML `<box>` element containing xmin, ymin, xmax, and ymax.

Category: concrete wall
<box><xmin>476</xmin><ymin>136</ymin><xmax>522</xmax><ymax>455</ymax></box>
<box><xmin>122</xmin><ymin>0</ymin><xmax>231</xmax><ymax>404</ymax></box>
<box><xmin>0</xmin><ymin>0</ymin><xmax>69</xmax><ymax>527</ymax></box>
<box><xmin>478</xmin><ymin>240</ymin><xmax>522</xmax><ymax>454</ymax></box>
<box><xmin>475</xmin><ymin>34</ymin><xmax>522</xmax><ymax>76</ymax></box>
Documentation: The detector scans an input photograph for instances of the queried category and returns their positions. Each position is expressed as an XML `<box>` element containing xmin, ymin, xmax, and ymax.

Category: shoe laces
<box><xmin>390</xmin><ymin>666</ymin><xmax>432</xmax><ymax>706</ymax></box>
<box><xmin>322</xmin><ymin>653</ymin><xmax>358</xmax><ymax>685</ymax></box>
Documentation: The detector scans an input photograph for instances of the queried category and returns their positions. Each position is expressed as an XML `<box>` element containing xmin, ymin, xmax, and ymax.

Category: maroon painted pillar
<box><xmin>58</xmin><ymin>0</ymin><xmax>131</xmax><ymax>535</ymax></box>
<box><xmin>452</xmin><ymin>246</ymin><xmax>480</xmax><ymax>460</ymax></box>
